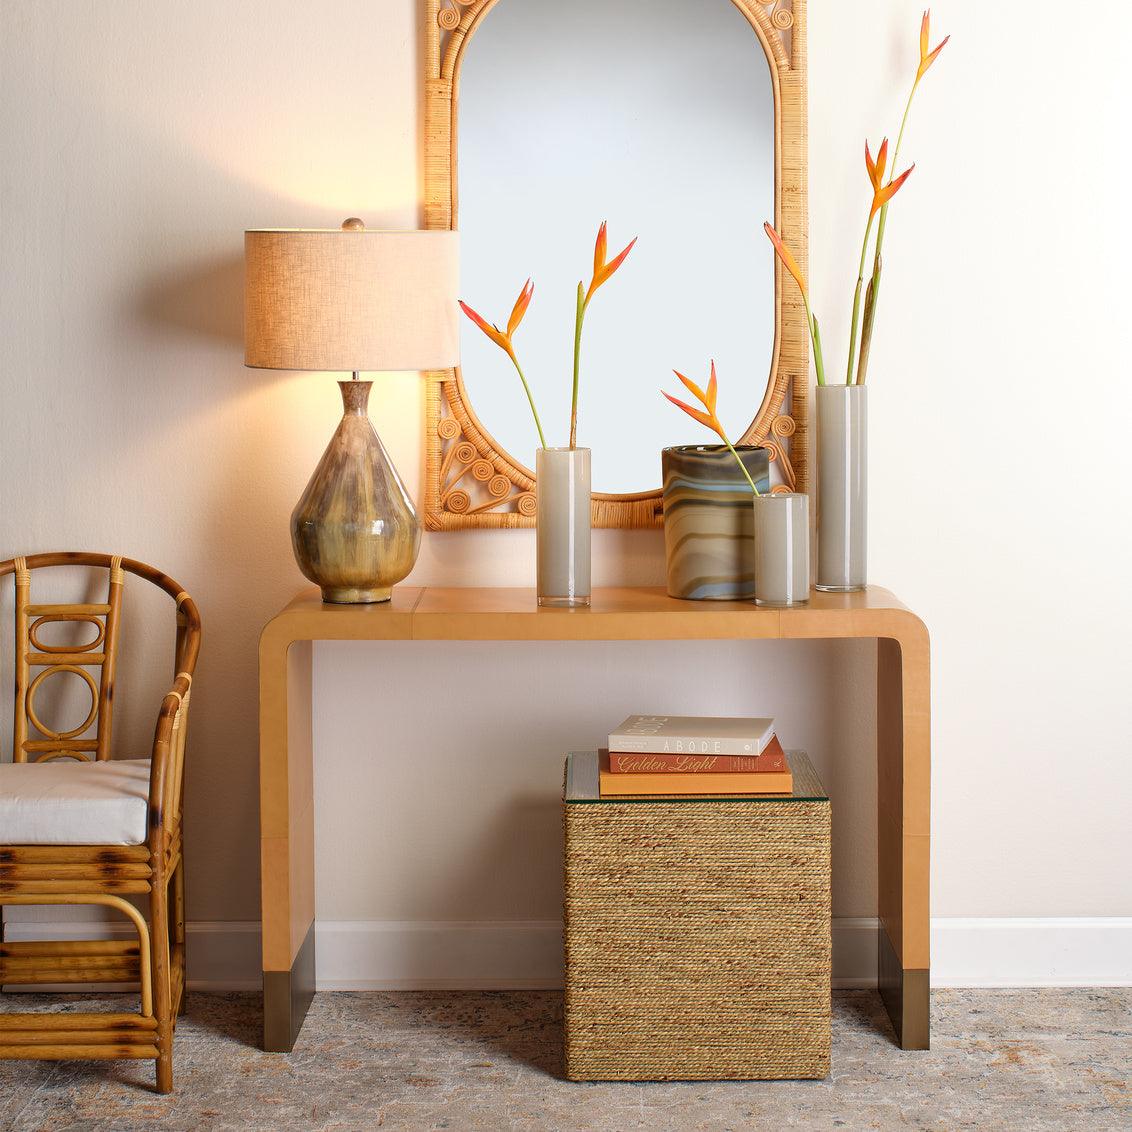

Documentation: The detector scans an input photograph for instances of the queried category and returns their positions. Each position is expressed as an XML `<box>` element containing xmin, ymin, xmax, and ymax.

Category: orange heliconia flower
<box><xmin>917</xmin><ymin>10</ymin><xmax>950</xmax><ymax>83</ymax></box>
<box><xmin>459</xmin><ymin>278</ymin><xmax>534</xmax><ymax>361</ymax></box>
<box><xmin>506</xmin><ymin>277</ymin><xmax>534</xmax><ymax>336</ymax></box>
<box><xmin>662</xmin><ymin>360</ymin><xmax>726</xmax><ymax>442</ymax></box>
<box><xmin>663</xmin><ymin>362</ymin><xmax>762</xmax><ymax>494</ymax></box>
<box><xmin>865</xmin><ymin>139</ymin><xmax>914</xmax><ymax>220</ymax></box>
<box><xmin>584</xmin><ymin>221</ymin><xmax>636</xmax><ymax>306</ymax></box>
<box><xmin>763</xmin><ymin>222</ymin><xmax>808</xmax><ymax>299</ymax></box>
<box><xmin>459</xmin><ymin>277</ymin><xmax>547</xmax><ymax>447</ymax></box>
<box><xmin>764</xmin><ymin>220</ymin><xmax>827</xmax><ymax>385</ymax></box>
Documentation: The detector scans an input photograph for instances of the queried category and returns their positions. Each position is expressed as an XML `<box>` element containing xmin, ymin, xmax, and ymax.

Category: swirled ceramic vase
<box><xmin>661</xmin><ymin>445</ymin><xmax>770</xmax><ymax>601</ymax></box>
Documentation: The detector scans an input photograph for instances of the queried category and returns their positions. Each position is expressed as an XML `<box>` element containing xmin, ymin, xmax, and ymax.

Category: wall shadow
<box><xmin>138</xmin><ymin>254</ymin><xmax>244</xmax><ymax>345</ymax></box>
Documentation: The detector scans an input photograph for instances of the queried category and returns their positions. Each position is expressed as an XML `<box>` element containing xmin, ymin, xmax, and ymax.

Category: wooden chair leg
<box><xmin>173</xmin><ymin>861</ymin><xmax>187</xmax><ymax>1016</ymax></box>
<box><xmin>150</xmin><ymin>878</ymin><xmax>174</xmax><ymax>1094</ymax></box>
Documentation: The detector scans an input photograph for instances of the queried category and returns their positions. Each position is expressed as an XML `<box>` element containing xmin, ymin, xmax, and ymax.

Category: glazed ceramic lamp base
<box><xmin>290</xmin><ymin>379</ymin><xmax>421</xmax><ymax>604</ymax></box>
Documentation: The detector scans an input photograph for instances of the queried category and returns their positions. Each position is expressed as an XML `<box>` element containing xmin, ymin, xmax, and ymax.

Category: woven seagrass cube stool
<box><xmin>562</xmin><ymin>750</ymin><xmax>831</xmax><ymax>1081</ymax></box>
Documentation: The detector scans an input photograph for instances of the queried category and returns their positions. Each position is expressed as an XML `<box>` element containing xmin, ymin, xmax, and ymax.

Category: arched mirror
<box><xmin>423</xmin><ymin>0</ymin><xmax>808</xmax><ymax>529</ymax></box>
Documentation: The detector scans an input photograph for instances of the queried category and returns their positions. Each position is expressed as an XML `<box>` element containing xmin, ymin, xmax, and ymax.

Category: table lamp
<box><xmin>245</xmin><ymin>221</ymin><xmax>458</xmax><ymax>603</ymax></box>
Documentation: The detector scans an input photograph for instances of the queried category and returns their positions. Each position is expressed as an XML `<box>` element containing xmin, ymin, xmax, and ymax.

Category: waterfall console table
<box><xmin>259</xmin><ymin>585</ymin><xmax>930</xmax><ymax>1053</ymax></box>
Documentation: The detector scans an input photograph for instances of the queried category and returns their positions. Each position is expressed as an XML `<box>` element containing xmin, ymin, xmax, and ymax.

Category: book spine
<box><xmin>599</xmin><ymin>771</ymin><xmax>793</xmax><ymax>796</ymax></box>
<box><xmin>608</xmin><ymin>752</ymin><xmax>786</xmax><ymax>774</ymax></box>
<box><xmin>608</xmin><ymin>737</ymin><xmax>768</xmax><ymax>756</ymax></box>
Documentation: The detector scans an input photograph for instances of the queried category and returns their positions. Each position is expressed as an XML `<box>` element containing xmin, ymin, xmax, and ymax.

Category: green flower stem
<box><xmin>809</xmin><ymin>305</ymin><xmax>827</xmax><ymax>387</ymax></box>
<box><xmin>509</xmin><ymin>352</ymin><xmax>548</xmax><ymax>450</ymax></box>
<box><xmin>855</xmin><ymin>256</ymin><xmax>881</xmax><ymax>387</ymax></box>
<box><xmin>892</xmin><ymin>78</ymin><xmax>917</xmax><ymax>174</ymax></box>
<box><xmin>569</xmin><ymin>282</ymin><xmax>585</xmax><ymax>449</ymax></box>
<box><xmin>875</xmin><ymin>82</ymin><xmax>918</xmax><ymax>269</ymax></box>
<box><xmin>857</xmin><ymin>77</ymin><xmax>919</xmax><ymax>385</ymax></box>
<box><xmin>723</xmin><ymin>435</ymin><xmax>761</xmax><ymax>497</ymax></box>
<box><xmin>846</xmin><ymin>212</ymin><xmax>877</xmax><ymax>386</ymax></box>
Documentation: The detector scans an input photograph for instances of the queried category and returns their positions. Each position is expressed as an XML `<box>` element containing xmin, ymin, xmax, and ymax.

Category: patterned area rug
<box><xmin>1</xmin><ymin>989</ymin><xmax>1130</xmax><ymax>1130</ymax></box>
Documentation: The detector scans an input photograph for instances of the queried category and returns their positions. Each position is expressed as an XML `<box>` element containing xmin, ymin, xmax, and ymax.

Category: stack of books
<box><xmin>599</xmin><ymin>714</ymin><xmax>792</xmax><ymax>796</ymax></box>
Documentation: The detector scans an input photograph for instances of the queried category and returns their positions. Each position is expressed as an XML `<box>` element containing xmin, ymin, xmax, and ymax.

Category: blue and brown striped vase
<box><xmin>661</xmin><ymin>445</ymin><xmax>771</xmax><ymax>601</ymax></box>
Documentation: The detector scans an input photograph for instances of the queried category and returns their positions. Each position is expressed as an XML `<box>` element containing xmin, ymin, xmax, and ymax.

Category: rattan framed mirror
<box><xmin>422</xmin><ymin>0</ymin><xmax>809</xmax><ymax>530</ymax></box>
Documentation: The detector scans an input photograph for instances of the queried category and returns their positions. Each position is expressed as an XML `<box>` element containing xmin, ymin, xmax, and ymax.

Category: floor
<box><xmin>1</xmin><ymin>989</ymin><xmax>1129</xmax><ymax>1131</ymax></box>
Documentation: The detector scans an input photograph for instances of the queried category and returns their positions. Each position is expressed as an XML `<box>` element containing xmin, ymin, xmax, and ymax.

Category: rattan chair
<box><xmin>0</xmin><ymin>552</ymin><xmax>201</xmax><ymax>1093</ymax></box>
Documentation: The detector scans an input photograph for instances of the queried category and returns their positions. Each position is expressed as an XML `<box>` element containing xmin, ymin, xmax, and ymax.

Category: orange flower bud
<box><xmin>763</xmin><ymin>222</ymin><xmax>808</xmax><ymax>300</ymax></box>
<box><xmin>917</xmin><ymin>10</ymin><xmax>950</xmax><ymax>82</ymax></box>
<box><xmin>584</xmin><ymin>221</ymin><xmax>636</xmax><ymax>305</ymax></box>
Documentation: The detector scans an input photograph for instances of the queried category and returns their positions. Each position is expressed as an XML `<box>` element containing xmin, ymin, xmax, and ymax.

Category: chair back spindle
<box><xmin>12</xmin><ymin>555</ymin><xmax>125</xmax><ymax>762</ymax></box>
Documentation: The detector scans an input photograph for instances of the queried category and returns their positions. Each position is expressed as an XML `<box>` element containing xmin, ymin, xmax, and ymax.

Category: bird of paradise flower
<box><xmin>459</xmin><ymin>222</ymin><xmax>635</xmax><ymax>449</ymax></box>
<box><xmin>764</xmin><ymin>9</ymin><xmax>948</xmax><ymax>387</ymax></box>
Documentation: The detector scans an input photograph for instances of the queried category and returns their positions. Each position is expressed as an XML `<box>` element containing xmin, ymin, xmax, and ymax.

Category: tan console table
<box><xmin>259</xmin><ymin>585</ymin><xmax>930</xmax><ymax>1053</ymax></box>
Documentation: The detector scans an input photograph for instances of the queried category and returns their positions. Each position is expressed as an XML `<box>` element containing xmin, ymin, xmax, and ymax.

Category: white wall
<box><xmin>810</xmin><ymin>0</ymin><xmax>1132</xmax><ymax>920</ymax></box>
<box><xmin>2</xmin><ymin>1</ymin><xmax>1131</xmax><ymax>986</ymax></box>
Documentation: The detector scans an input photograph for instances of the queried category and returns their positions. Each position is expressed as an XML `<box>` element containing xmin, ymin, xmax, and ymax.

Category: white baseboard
<box><xmin>929</xmin><ymin>917</ymin><xmax>1132</xmax><ymax>988</ymax></box>
<box><xmin>184</xmin><ymin>920</ymin><xmax>263</xmax><ymax>991</ymax></box>
<box><xmin>5</xmin><ymin>916</ymin><xmax>1130</xmax><ymax>991</ymax></box>
<box><xmin>317</xmin><ymin>918</ymin><xmax>883</xmax><ymax>990</ymax></box>
<box><xmin>832</xmin><ymin>917</ymin><xmax>879</xmax><ymax>988</ymax></box>
<box><xmin>1</xmin><ymin>920</ymin><xmax>262</xmax><ymax>993</ymax></box>
<box><xmin>314</xmin><ymin>920</ymin><xmax>565</xmax><ymax>990</ymax></box>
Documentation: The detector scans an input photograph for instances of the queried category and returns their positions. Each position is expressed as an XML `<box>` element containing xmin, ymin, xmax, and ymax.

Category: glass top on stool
<box><xmin>564</xmin><ymin>750</ymin><xmax>828</xmax><ymax>804</ymax></box>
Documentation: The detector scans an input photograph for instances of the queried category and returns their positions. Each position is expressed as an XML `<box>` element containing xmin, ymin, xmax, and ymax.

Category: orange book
<box><xmin>608</xmin><ymin>735</ymin><xmax>788</xmax><ymax>775</ymax></box>
<box><xmin>598</xmin><ymin>750</ymin><xmax>793</xmax><ymax>796</ymax></box>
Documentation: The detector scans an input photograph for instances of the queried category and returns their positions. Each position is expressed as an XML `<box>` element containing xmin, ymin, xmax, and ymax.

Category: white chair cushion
<box><xmin>0</xmin><ymin>758</ymin><xmax>150</xmax><ymax>845</ymax></box>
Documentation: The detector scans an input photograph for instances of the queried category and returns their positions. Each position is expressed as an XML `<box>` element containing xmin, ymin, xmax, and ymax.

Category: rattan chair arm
<box><xmin>147</xmin><ymin>673</ymin><xmax>193</xmax><ymax>848</ymax></box>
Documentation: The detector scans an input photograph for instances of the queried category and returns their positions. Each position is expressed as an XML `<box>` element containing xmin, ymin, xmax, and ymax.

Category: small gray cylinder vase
<box><xmin>816</xmin><ymin>384</ymin><xmax>867</xmax><ymax>592</ymax></box>
<box><xmin>536</xmin><ymin>447</ymin><xmax>591</xmax><ymax>607</ymax></box>
<box><xmin>291</xmin><ymin>380</ymin><xmax>421</xmax><ymax>604</ymax></box>
<box><xmin>752</xmin><ymin>492</ymin><xmax>810</xmax><ymax>607</ymax></box>
<box><xmin>662</xmin><ymin>445</ymin><xmax>770</xmax><ymax>601</ymax></box>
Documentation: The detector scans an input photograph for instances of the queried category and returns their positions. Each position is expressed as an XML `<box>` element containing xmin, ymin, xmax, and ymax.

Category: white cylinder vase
<box><xmin>752</xmin><ymin>492</ymin><xmax>810</xmax><ymax>607</ymax></box>
<box><xmin>536</xmin><ymin>447</ymin><xmax>591</xmax><ymax>607</ymax></box>
<box><xmin>816</xmin><ymin>385</ymin><xmax>867</xmax><ymax>592</ymax></box>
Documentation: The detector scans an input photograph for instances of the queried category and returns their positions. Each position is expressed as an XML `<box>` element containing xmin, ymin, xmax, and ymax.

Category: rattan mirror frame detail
<box><xmin>422</xmin><ymin>0</ymin><xmax>809</xmax><ymax>530</ymax></box>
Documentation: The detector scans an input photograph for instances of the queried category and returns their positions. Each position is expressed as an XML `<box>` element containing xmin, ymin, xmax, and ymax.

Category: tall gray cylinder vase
<box><xmin>752</xmin><ymin>493</ymin><xmax>810</xmax><ymax>607</ymax></box>
<box><xmin>291</xmin><ymin>380</ymin><xmax>421</xmax><ymax>604</ymax></box>
<box><xmin>662</xmin><ymin>445</ymin><xmax>770</xmax><ymax>600</ymax></box>
<box><xmin>536</xmin><ymin>447</ymin><xmax>591</xmax><ymax>607</ymax></box>
<box><xmin>816</xmin><ymin>385</ymin><xmax>868</xmax><ymax>592</ymax></box>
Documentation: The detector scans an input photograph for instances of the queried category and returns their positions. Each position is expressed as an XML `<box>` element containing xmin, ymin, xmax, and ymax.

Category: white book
<box><xmin>608</xmin><ymin>715</ymin><xmax>776</xmax><ymax>756</ymax></box>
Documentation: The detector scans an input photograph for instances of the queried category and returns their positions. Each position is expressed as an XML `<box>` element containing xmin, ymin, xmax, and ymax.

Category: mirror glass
<box><xmin>458</xmin><ymin>0</ymin><xmax>775</xmax><ymax>494</ymax></box>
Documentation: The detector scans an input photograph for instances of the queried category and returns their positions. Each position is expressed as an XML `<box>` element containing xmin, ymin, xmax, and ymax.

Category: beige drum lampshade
<box><xmin>244</xmin><ymin>226</ymin><xmax>459</xmax><ymax>372</ymax></box>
